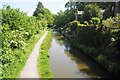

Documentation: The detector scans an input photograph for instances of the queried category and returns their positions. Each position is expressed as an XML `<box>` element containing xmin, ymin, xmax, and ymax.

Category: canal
<box><xmin>49</xmin><ymin>31</ymin><xmax>112</xmax><ymax>79</ymax></box>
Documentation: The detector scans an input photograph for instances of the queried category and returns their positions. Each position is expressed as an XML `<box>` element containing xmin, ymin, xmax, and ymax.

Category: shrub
<box><xmin>97</xmin><ymin>54</ymin><xmax>106</xmax><ymax>64</ymax></box>
<box><xmin>91</xmin><ymin>17</ymin><xmax>100</xmax><ymax>25</ymax></box>
<box><xmin>84</xmin><ymin>21</ymin><xmax>89</xmax><ymax>26</ymax></box>
<box><xmin>1</xmin><ymin>5</ymin><xmax>50</xmax><ymax>78</ymax></box>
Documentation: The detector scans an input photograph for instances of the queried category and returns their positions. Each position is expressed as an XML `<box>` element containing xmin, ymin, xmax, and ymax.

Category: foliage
<box><xmin>37</xmin><ymin>8</ymin><xmax>55</xmax><ymax>26</ymax></box>
<box><xmin>65</xmin><ymin>2</ymin><xmax>87</xmax><ymax>11</ymax></box>
<box><xmin>33</xmin><ymin>2</ymin><xmax>54</xmax><ymax>27</ymax></box>
<box><xmin>83</xmin><ymin>4</ymin><xmax>103</xmax><ymax>21</ymax></box>
<box><xmin>58</xmin><ymin>15</ymin><xmax>120</xmax><ymax>78</ymax></box>
<box><xmin>102</xmin><ymin>18</ymin><xmax>115</xmax><ymax>28</ymax></box>
<box><xmin>70</xmin><ymin>20</ymin><xmax>80</xmax><ymax>27</ymax></box>
<box><xmin>92</xmin><ymin>2</ymin><xmax>118</xmax><ymax>19</ymax></box>
<box><xmin>2</xmin><ymin>31</ymin><xmax>45</xmax><ymax>78</ymax></box>
<box><xmin>1</xmin><ymin>5</ymin><xmax>49</xmax><ymax>78</ymax></box>
<box><xmin>84</xmin><ymin>21</ymin><xmax>89</xmax><ymax>26</ymax></box>
<box><xmin>54</xmin><ymin>1</ymin><xmax>120</xmax><ymax>78</ymax></box>
<box><xmin>38</xmin><ymin>31</ymin><xmax>53</xmax><ymax>78</ymax></box>
<box><xmin>69</xmin><ymin>20</ymin><xmax>80</xmax><ymax>33</ymax></box>
<box><xmin>97</xmin><ymin>54</ymin><xmax>106</xmax><ymax>64</ymax></box>
<box><xmin>102</xmin><ymin>2</ymin><xmax>116</xmax><ymax>19</ymax></box>
<box><xmin>91</xmin><ymin>17</ymin><xmax>100</xmax><ymax>25</ymax></box>
<box><xmin>54</xmin><ymin>10</ymin><xmax>74</xmax><ymax>28</ymax></box>
<box><xmin>64</xmin><ymin>2</ymin><xmax>119</xmax><ymax>21</ymax></box>
<box><xmin>102</xmin><ymin>14</ymin><xmax>120</xmax><ymax>55</ymax></box>
<box><xmin>33</xmin><ymin>1</ymin><xmax>44</xmax><ymax>17</ymax></box>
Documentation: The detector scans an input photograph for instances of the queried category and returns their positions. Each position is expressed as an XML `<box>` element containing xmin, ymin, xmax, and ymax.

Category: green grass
<box><xmin>38</xmin><ymin>30</ymin><xmax>53</xmax><ymax>78</ymax></box>
<box><xmin>2</xmin><ymin>29</ymin><xmax>46</xmax><ymax>78</ymax></box>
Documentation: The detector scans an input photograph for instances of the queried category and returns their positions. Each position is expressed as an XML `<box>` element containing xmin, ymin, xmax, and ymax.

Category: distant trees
<box><xmin>65</xmin><ymin>2</ymin><xmax>103</xmax><ymax>22</ymax></box>
<box><xmin>33</xmin><ymin>2</ymin><xmax>55</xmax><ymax>27</ymax></box>
<box><xmin>65</xmin><ymin>2</ymin><xmax>120</xmax><ymax>21</ymax></box>
<box><xmin>33</xmin><ymin>2</ymin><xmax>44</xmax><ymax>17</ymax></box>
<box><xmin>54</xmin><ymin>10</ymin><xmax>74</xmax><ymax>28</ymax></box>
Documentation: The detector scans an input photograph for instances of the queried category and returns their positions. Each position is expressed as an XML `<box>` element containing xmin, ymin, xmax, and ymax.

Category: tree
<box><xmin>33</xmin><ymin>2</ymin><xmax>54</xmax><ymax>27</ymax></box>
<box><xmin>37</xmin><ymin>8</ymin><xmax>55</xmax><ymax>27</ymax></box>
<box><xmin>33</xmin><ymin>2</ymin><xmax>44</xmax><ymax>17</ymax></box>
<box><xmin>95</xmin><ymin>2</ymin><xmax>119</xmax><ymax>19</ymax></box>
<box><xmin>76</xmin><ymin>2</ymin><xmax>88</xmax><ymax>11</ymax></box>
<box><xmin>83</xmin><ymin>4</ymin><xmax>103</xmax><ymax>21</ymax></box>
<box><xmin>54</xmin><ymin>10</ymin><xmax>74</xmax><ymax>28</ymax></box>
<box><xmin>65</xmin><ymin>2</ymin><xmax>76</xmax><ymax>10</ymax></box>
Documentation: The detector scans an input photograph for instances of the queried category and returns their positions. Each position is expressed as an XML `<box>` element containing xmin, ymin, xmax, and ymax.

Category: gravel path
<box><xmin>19</xmin><ymin>31</ymin><xmax>48</xmax><ymax>78</ymax></box>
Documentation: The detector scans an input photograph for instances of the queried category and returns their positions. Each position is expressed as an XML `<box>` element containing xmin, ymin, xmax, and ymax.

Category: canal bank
<box><xmin>49</xmin><ymin>31</ymin><xmax>115</xmax><ymax>79</ymax></box>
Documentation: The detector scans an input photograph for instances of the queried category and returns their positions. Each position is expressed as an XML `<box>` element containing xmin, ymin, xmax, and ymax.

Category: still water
<box><xmin>49</xmin><ymin>32</ymin><xmax>112</xmax><ymax>79</ymax></box>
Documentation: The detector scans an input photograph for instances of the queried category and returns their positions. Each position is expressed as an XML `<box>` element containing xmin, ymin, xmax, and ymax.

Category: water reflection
<box><xmin>50</xmin><ymin>31</ymin><xmax>112</xmax><ymax>79</ymax></box>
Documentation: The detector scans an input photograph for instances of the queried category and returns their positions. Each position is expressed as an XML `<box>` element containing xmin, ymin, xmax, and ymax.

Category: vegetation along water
<box><xmin>1</xmin><ymin>1</ymin><xmax>120</xmax><ymax>79</ymax></box>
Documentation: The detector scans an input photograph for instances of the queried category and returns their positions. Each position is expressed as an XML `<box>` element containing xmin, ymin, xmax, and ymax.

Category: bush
<box><xmin>70</xmin><ymin>20</ymin><xmax>80</xmax><ymax>27</ymax></box>
<box><xmin>91</xmin><ymin>17</ymin><xmax>100</xmax><ymax>25</ymax></box>
<box><xmin>84</xmin><ymin>21</ymin><xmax>89</xmax><ymax>26</ymax></box>
<box><xmin>69</xmin><ymin>20</ymin><xmax>80</xmax><ymax>34</ymax></box>
<box><xmin>1</xmin><ymin>5</ymin><xmax>49</xmax><ymax>78</ymax></box>
<box><xmin>97</xmin><ymin>54</ymin><xmax>106</xmax><ymax>64</ymax></box>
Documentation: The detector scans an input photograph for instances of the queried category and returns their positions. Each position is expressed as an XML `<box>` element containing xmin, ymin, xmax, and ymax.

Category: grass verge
<box><xmin>2</xmin><ymin>30</ymin><xmax>46</xmax><ymax>78</ymax></box>
<box><xmin>38</xmin><ymin>30</ymin><xmax>53</xmax><ymax>78</ymax></box>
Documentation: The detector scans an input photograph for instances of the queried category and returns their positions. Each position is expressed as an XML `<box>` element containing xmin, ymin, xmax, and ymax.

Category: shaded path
<box><xmin>19</xmin><ymin>31</ymin><xmax>48</xmax><ymax>78</ymax></box>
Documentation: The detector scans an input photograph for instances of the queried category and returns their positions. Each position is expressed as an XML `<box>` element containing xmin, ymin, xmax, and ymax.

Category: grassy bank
<box><xmin>57</xmin><ymin>18</ymin><xmax>120</xmax><ymax>79</ymax></box>
<box><xmin>2</xmin><ymin>30</ymin><xmax>46</xmax><ymax>78</ymax></box>
<box><xmin>38</xmin><ymin>30</ymin><xmax>53</xmax><ymax>78</ymax></box>
<box><xmin>70</xmin><ymin>40</ymin><xmax>118</xmax><ymax>79</ymax></box>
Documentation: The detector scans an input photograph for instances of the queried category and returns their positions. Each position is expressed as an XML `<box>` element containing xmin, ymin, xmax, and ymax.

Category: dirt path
<box><xmin>19</xmin><ymin>31</ymin><xmax>48</xmax><ymax>78</ymax></box>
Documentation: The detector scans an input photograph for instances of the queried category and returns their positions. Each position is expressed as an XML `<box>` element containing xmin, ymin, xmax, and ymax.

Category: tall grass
<box><xmin>38</xmin><ymin>31</ymin><xmax>53</xmax><ymax>78</ymax></box>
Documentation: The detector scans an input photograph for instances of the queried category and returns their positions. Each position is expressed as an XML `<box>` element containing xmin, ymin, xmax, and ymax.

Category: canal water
<box><xmin>49</xmin><ymin>31</ymin><xmax>112</xmax><ymax>79</ymax></box>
